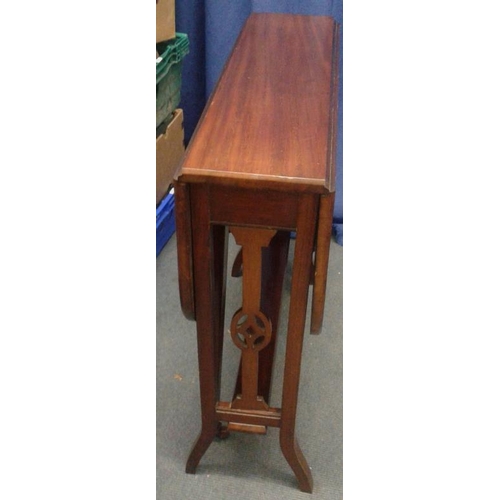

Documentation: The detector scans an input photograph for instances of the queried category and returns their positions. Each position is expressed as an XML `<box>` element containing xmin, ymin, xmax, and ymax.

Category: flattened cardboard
<box><xmin>156</xmin><ymin>109</ymin><xmax>184</xmax><ymax>205</ymax></box>
<box><xmin>156</xmin><ymin>0</ymin><xmax>175</xmax><ymax>43</ymax></box>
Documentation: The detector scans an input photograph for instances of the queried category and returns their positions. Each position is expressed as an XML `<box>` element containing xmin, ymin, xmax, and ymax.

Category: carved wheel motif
<box><xmin>230</xmin><ymin>308</ymin><xmax>272</xmax><ymax>352</ymax></box>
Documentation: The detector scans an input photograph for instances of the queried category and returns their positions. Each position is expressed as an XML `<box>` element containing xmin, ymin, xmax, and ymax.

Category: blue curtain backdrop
<box><xmin>175</xmin><ymin>0</ymin><xmax>343</xmax><ymax>244</ymax></box>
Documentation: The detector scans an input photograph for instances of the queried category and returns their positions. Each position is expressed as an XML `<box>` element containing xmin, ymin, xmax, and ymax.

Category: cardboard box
<box><xmin>156</xmin><ymin>0</ymin><xmax>175</xmax><ymax>43</ymax></box>
<box><xmin>156</xmin><ymin>109</ymin><xmax>184</xmax><ymax>205</ymax></box>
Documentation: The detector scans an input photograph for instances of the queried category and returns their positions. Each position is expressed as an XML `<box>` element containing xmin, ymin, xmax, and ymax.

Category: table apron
<box><xmin>208</xmin><ymin>184</ymin><xmax>301</xmax><ymax>230</ymax></box>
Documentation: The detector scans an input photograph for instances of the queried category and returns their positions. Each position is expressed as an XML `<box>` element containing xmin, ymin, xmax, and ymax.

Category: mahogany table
<box><xmin>174</xmin><ymin>12</ymin><xmax>340</xmax><ymax>493</ymax></box>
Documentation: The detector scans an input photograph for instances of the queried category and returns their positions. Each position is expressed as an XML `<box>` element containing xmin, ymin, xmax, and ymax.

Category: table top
<box><xmin>177</xmin><ymin>13</ymin><xmax>340</xmax><ymax>193</ymax></box>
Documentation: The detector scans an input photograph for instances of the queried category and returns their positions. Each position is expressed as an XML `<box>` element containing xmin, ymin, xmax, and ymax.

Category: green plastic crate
<box><xmin>156</xmin><ymin>33</ymin><xmax>189</xmax><ymax>128</ymax></box>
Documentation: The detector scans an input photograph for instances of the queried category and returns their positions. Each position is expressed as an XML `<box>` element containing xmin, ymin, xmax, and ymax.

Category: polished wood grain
<box><xmin>209</xmin><ymin>185</ymin><xmax>298</xmax><ymax>230</ymax></box>
<box><xmin>173</xmin><ymin>181</ymin><xmax>195</xmax><ymax>321</ymax></box>
<box><xmin>232</xmin><ymin>231</ymin><xmax>290</xmax><ymax>409</ymax></box>
<box><xmin>185</xmin><ymin>184</ymin><xmax>227</xmax><ymax>474</ymax></box>
<box><xmin>177</xmin><ymin>13</ymin><xmax>336</xmax><ymax>193</ymax></box>
<box><xmin>256</xmin><ymin>231</ymin><xmax>290</xmax><ymax>402</ymax></box>
<box><xmin>173</xmin><ymin>13</ymin><xmax>341</xmax><ymax>493</ymax></box>
<box><xmin>279</xmin><ymin>194</ymin><xmax>318</xmax><ymax>493</ymax></box>
<box><xmin>229</xmin><ymin>226</ymin><xmax>276</xmax><ymax>412</ymax></box>
<box><xmin>311</xmin><ymin>192</ymin><xmax>335</xmax><ymax>334</ymax></box>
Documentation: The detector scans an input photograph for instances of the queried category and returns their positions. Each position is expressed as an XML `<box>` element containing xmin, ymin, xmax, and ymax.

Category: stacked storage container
<box><xmin>156</xmin><ymin>0</ymin><xmax>189</xmax><ymax>256</ymax></box>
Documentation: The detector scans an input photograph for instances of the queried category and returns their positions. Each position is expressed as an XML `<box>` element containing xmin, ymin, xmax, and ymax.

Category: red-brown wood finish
<box><xmin>184</xmin><ymin>184</ymin><xmax>227</xmax><ymax>474</ymax></box>
<box><xmin>229</xmin><ymin>226</ymin><xmax>276</xmax><ymax>412</ymax></box>
<box><xmin>230</xmin><ymin>231</ymin><xmax>290</xmax><ymax>429</ymax></box>
<box><xmin>173</xmin><ymin>180</ymin><xmax>195</xmax><ymax>321</ymax></box>
<box><xmin>176</xmin><ymin>13</ymin><xmax>336</xmax><ymax>193</ymax></box>
<box><xmin>174</xmin><ymin>12</ymin><xmax>340</xmax><ymax>493</ymax></box>
<box><xmin>311</xmin><ymin>192</ymin><xmax>335</xmax><ymax>334</ymax></box>
<box><xmin>257</xmin><ymin>232</ymin><xmax>290</xmax><ymax>401</ymax></box>
<box><xmin>279</xmin><ymin>194</ymin><xmax>318</xmax><ymax>493</ymax></box>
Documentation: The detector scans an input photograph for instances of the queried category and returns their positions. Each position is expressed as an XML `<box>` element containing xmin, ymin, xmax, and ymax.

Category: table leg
<box><xmin>280</xmin><ymin>194</ymin><xmax>318</xmax><ymax>493</ymax></box>
<box><xmin>310</xmin><ymin>192</ymin><xmax>335</xmax><ymax>334</ymax></box>
<box><xmin>186</xmin><ymin>185</ymin><xmax>227</xmax><ymax>473</ymax></box>
<box><xmin>258</xmin><ymin>230</ymin><xmax>290</xmax><ymax>402</ymax></box>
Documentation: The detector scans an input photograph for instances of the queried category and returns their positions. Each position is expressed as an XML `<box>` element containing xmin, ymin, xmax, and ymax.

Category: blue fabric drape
<box><xmin>175</xmin><ymin>0</ymin><xmax>343</xmax><ymax>243</ymax></box>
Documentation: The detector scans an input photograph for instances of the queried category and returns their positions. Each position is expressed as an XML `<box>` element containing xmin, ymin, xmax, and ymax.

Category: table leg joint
<box><xmin>216</xmin><ymin>401</ymin><xmax>282</xmax><ymax>428</ymax></box>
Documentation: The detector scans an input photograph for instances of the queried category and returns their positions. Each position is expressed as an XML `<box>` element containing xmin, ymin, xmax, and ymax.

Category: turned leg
<box><xmin>280</xmin><ymin>194</ymin><xmax>318</xmax><ymax>493</ymax></box>
<box><xmin>186</xmin><ymin>185</ymin><xmax>227</xmax><ymax>473</ymax></box>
